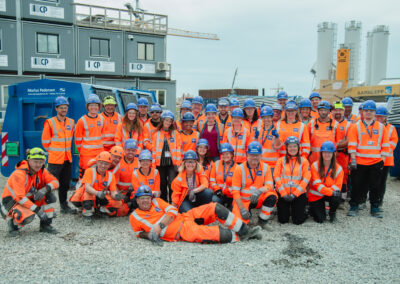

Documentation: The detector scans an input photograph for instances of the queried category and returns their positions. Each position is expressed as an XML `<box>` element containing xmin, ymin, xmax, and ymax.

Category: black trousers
<box><xmin>156</xmin><ymin>165</ymin><xmax>177</xmax><ymax>203</ymax></box>
<box><xmin>309</xmin><ymin>196</ymin><xmax>341</xmax><ymax>223</ymax></box>
<box><xmin>47</xmin><ymin>161</ymin><xmax>72</xmax><ymax>205</ymax></box>
<box><xmin>378</xmin><ymin>166</ymin><xmax>390</xmax><ymax>205</ymax></box>
<box><xmin>350</xmin><ymin>161</ymin><xmax>383</xmax><ymax>208</ymax></box>
<box><xmin>277</xmin><ymin>193</ymin><xmax>307</xmax><ymax>225</ymax></box>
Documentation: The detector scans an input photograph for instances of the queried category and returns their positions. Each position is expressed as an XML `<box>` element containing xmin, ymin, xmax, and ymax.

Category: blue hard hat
<box><xmin>205</xmin><ymin>103</ymin><xmax>217</xmax><ymax>113</ymax></box>
<box><xmin>376</xmin><ymin>106</ymin><xmax>388</xmax><ymax>116</ymax></box>
<box><xmin>285</xmin><ymin>136</ymin><xmax>300</xmax><ymax>145</ymax></box>
<box><xmin>218</xmin><ymin>98</ymin><xmax>230</xmax><ymax>106</ymax></box>
<box><xmin>136</xmin><ymin>185</ymin><xmax>153</xmax><ymax>198</ymax></box>
<box><xmin>230</xmin><ymin>98</ymin><xmax>239</xmax><ymax>107</ymax></box>
<box><xmin>317</xmin><ymin>100</ymin><xmax>331</xmax><ymax>110</ymax></box>
<box><xmin>183</xmin><ymin>150</ymin><xmax>198</xmax><ymax>161</ymax></box>
<box><xmin>192</xmin><ymin>96</ymin><xmax>204</xmax><ymax>105</ymax></box>
<box><xmin>161</xmin><ymin>110</ymin><xmax>175</xmax><ymax>120</ymax></box>
<box><xmin>180</xmin><ymin>100</ymin><xmax>192</xmax><ymax>110</ymax></box>
<box><xmin>320</xmin><ymin>141</ymin><xmax>336</xmax><ymax>153</ymax></box>
<box><xmin>220</xmin><ymin>143</ymin><xmax>234</xmax><ymax>153</ymax></box>
<box><xmin>197</xmin><ymin>138</ymin><xmax>209</xmax><ymax>148</ymax></box>
<box><xmin>342</xmin><ymin>97</ymin><xmax>353</xmax><ymax>107</ymax></box>
<box><xmin>260</xmin><ymin>106</ymin><xmax>273</xmax><ymax>117</ymax></box>
<box><xmin>309</xmin><ymin>92</ymin><xmax>322</xmax><ymax>100</ymax></box>
<box><xmin>137</xmin><ymin>97</ymin><xmax>149</xmax><ymax>107</ymax></box>
<box><xmin>126</xmin><ymin>103</ymin><xmax>138</xmax><ymax>111</ymax></box>
<box><xmin>299</xmin><ymin>98</ymin><xmax>312</xmax><ymax>108</ymax></box>
<box><xmin>362</xmin><ymin>100</ymin><xmax>376</xmax><ymax>111</ymax></box>
<box><xmin>87</xmin><ymin>94</ymin><xmax>101</xmax><ymax>104</ymax></box>
<box><xmin>55</xmin><ymin>96</ymin><xmax>69</xmax><ymax>107</ymax></box>
<box><xmin>243</xmin><ymin>99</ymin><xmax>256</xmax><ymax>109</ymax></box>
<box><xmin>277</xmin><ymin>91</ymin><xmax>288</xmax><ymax>100</ymax></box>
<box><xmin>124</xmin><ymin>139</ymin><xmax>138</xmax><ymax>150</ymax></box>
<box><xmin>285</xmin><ymin>101</ymin><xmax>298</xmax><ymax>111</ymax></box>
<box><xmin>139</xmin><ymin>149</ymin><xmax>152</xmax><ymax>161</ymax></box>
<box><xmin>182</xmin><ymin>112</ymin><xmax>195</xmax><ymax>121</ymax></box>
<box><xmin>231</xmin><ymin>108</ymin><xmax>244</xmax><ymax>118</ymax></box>
<box><xmin>149</xmin><ymin>104</ymin><xmax>162</xmax><ymax>112</ymax></box>
<box><xmin>247</xmin><ymin>141</ymin><xmax>262</xmax><ymax>155</ymax></box>
<box><xmin>272</xmin><ymin>103</ymin><xmax>282</xmax><ymax>111</ymax></box>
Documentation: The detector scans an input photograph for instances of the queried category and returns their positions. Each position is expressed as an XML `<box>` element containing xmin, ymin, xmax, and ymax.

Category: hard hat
<box><xmin>96</xmin><ymin>151</ymin><xmax>112</xmax><ymax>163</ymax></box>
<box><xmin>260</xmin><ymin>106</ymin><xmax>273</xmax><ymax>117</ymax></box>
<box><xmin>55</xmin><ymin>96</ymin><xmax>69</xmax><ymax>107</ymax></box>
<box><xmin>342</xmin><ymin>97</ymin><xmax>353</xmax><ymax>107</ymax></box>
<box><xmin>218</xmin><ymin>98</ymin><xmax>230</xmax><ymax>107</ymax></box>
<box><xmin>285</xmin><ymin>101</ymin><xmax>298</xmax><ymax>111</ymax></box>
<box><xmin>205</xmin><ymin>104</ymin><xmax>217</xmax><ymax>113</ymax></box>
<box><xmin>362</xmin><ymin>100</ymin><xmax>376</xmax><ymax>111</ymax></box>
<box><xmin>285</xmin><ymin>136</ymin><xmax>300</xmax><ymax>145</ymax></box>
<box><xmin>126</xmin><ymin>103</ymin><xmax>138</xmax><ymax>111</ymax></box>
<box><xmin>272</xmin><ymin>103</ymin><xmax>282</xmax><ymax>111</ymax></box>
<box><xmin>87</xmin><ymin>94</ymin><xmax>101</xmax><ymax>105</ymax></box>
<box><xmin>124</xmin><ymin>139</ymin><xmax>138</xmax><ymax>150</ymax></box>
<box><xmin>192</xmin><ymin>96</ymin><xmax>204</xmax><ymax>105</ymax></box>
<box><xmin>180</xmin><ymin>100</ymin><xmax>192</xmax><ymax>110</ymax></box>
<box><xmin>137</xmin><ymin>97</ymin><xmax>149</xmax><ymax>107</ymax></box>
<box><xmin>197</xmin><ymin>138</ymin><xmax>209</xmax><ymax>148</ymax></box>
<box><xmin>243</xmin><ymin>99</ymin><xmax>256</xmax><ymax>109</ymax></box>
<box><xmin>182</xmin><ymin>112</ymin><xmax>195</xmax><ymax>122</ymax></box>
<box><xmin>27</xmin><ymin>147</ymin><xmax>46</xmax><ymax>160</ymax></box>
<box><xmin>110</xmin><ymin>146</ymin><xmax>124</xmax><ymax>157</ymax></box>
<box><xmin>317</xmin><ymin>100</ymin><xmax>331</xmax><ymax>110</ymax></box>
<box><xmin>309</xmin><ymin>92</ymin><xmax>322</xmax><ymax>100</ymax></box>
<box><xmin>299</xmin><ymin>99</ymin><xmax>312</xmax><ymax>109</ymax></box>
<box><xmin>183</xmin><ymin>150</ymin><xmax>198</xmax><ymax>161</ymax></box>
<box><xmin>220</xmin><ymin>143</ymin><xmax>234</xmax><ymax>153</ymax></box>
<box><xmin>139</xmin><ymin>149</ymin><xmax>152</xmax><ymax>161</ymax></box>
<box><xmin>333</xmin><ymin>101</ymin><xmax>344</xmax><ymax>110</ymax></box>
<box><xmin>376</xmin><ymin>106</ymin><xmax>388</xmax><ymax>116</ymax></box>
<box><xmin>247</xmin><ymin>141</ymin><xmax>262</xmax><ymax>155</ymax></box>
<box><xmin>277</xmin><ymin>91</ymin><xmax>288</xmax><ymax>100</ymax></box>
<box><xmin>230</xmin><ymin>98</ymin><xmax>239</xmax><ymax>107</ymax></box>
<box><xmin>231</xmin><ymin>108</ymin><xmax>244</xmax><ymax>118</ymax></box>
<box><xmin>103</xmin><ymin>95</ymin><xmax>117</xmax><ymax>106</ymax></box>
<box><xmin>320</xmin><ymin>141</ymin><xmax>336</xmax><ymax>152</ymax></box>
<box><xmin>161</xmin><ymin>110</ymin><xmax>175</xmax><ymax>120</ymax></box>
<box><xmin>136</xmin><ymin>185</ymin><xmax>153</xmax><ymax>198</ymax></box>
<box><xmin>149</xmin><ymin>104</ymin><xmax>162</xmax><ymax>112</ymax></box>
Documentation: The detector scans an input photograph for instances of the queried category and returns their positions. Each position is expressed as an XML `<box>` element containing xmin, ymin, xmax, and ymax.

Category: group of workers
<box><xmin>1</xmin><ymin>91</ymin><xmax>397</xmax><ymax>245</ymax></box>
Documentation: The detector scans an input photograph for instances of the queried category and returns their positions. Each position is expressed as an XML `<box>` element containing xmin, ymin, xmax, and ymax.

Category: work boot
<box><xmin>329</xmin><ymin>212</ymin><xmax>337</xmax><ymax>223</ymax></box>
<box><xmin>7</xmin><ymin>219</ymin><xmax>19</xmax><ymax>237</ymax></box>
<box><xmin>240</xmin><ymin>226</ymin><xmax>262</xmax><ymax>241</ymax></box>
<box><xmin>257</xmin><ymin>218</ymin><xmax>272</xmax><ymax>231</ymax></box>
<box><xmin>347</xmin><ymin>206</ymin><xmax>359</xmax><ymax>217</ymax></box>
<box><xmin>359</xmin><ymin>202</ymin><xmax>367</xmax><ymax>210</ymax></box>
<box><xmin>60</xmin><ymin>203</ymin><xmax>78</xmax><ymax>214</ymax></box>
<box><xmin>40</xmin><ymin>223</ymin><xmax>59</xmax><ymax>234</ymax></box>
<box><xmin>371</xmin><ymin>207</ymin><xmax>383</xmax><ymax>218</ymax></box>
<box><xmin>83</xmin><ymin>216</ymin><xmax>93</xmax><ymax>226</ymax></box>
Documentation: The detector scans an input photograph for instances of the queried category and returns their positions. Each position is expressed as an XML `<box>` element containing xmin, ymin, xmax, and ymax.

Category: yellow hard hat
<box><xmin>103</xmin><ymin>96</ymin><xmax>117</xmax><ymax>106</ymax></box>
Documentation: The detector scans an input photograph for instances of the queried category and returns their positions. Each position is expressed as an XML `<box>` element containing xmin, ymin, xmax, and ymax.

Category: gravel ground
<box><xmin>0</xmin><ymin>176</ymin><xmax>399</xmax><ymax>284</ymax></box>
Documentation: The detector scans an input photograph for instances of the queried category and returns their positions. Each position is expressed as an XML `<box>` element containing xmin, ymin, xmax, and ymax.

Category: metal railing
<box><xmin>73</xmin><ymin>3</ymin><xmax>168</xmax><ymax>35</ymax></box>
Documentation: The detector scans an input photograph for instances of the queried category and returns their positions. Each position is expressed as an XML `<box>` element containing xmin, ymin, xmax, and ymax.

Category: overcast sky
<box><xmin>78</xmin><ymin>0</ymin><xmax>400</xmax><ymax>98</ymax></box>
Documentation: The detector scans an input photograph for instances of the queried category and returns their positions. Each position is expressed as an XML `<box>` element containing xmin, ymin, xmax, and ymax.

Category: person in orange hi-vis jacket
<box><xmin>175</xmin><ymin>100</ymin><xmax>192</xmax><ymax>132</ymax></box>
<box><xmin>129</xmin><ymin>185</ymin><xmax>263</xmax><ymax>244</ymax></box>
<box><xmin>1</xmin><ymin>148</ymin><xmax>59</xmax><ymax>236</ymax></box>
<box><xmin>274</xmin><ymin>136</ymin><xmax>311</xmax><ymax>225</ymax></box>
<box><xmin>74</xmin><ymin>94</ymin><xmax>104</xmax><ymax>178</ymax></box>
<box><xmin>115</xmin><ymin>103</ymin><xmax>144</xmax><ymax>151</ymax></box>
<box><xmin>231</xmin><ymin>141</ymin><xmax>278</xmax><ymax>230</ymax></box>
<box><xmin>342</xmin><ymin>97</ymin><xmax>360</xmax><ymax>124</ymax></box>
<box><xmin>192</xmin><ymin>96</ymin><xmax>206</xmax><ymax>131</ymax></box>
<box><xmin>347</xmin><ymin>100</ymin><xmax>390</xmax><ymax>218</ymax></box>
<box><xmin>271</xmin><ymin>103</ymin><xmax>283</xmax><ymax>124</ymax></box>
<box><xmin>196</xmin><ymin>139</ymin><xmax>212</xmax><ymax>177</ymax></box>
<box><xmin>117</xmin><ymin>139</ymin><xmax>140</xmax><ymax>203</ymax></box>
<box><xmin>42</xmin><ymin>96</ymin><xmax>76</xmax><ymax>214</ymax></box>
<box><xmin>242</xmin><ymin>99</ymin><xmax>261</xmax><ymax>133</ymax></box>
<box><xmin>101</xmin><ymin>96</ymin><xmax>122</xmax><ymax>151</ymax></box>
<box><xmin>179</xmin><ymin>112</ymin><xmax>200</xmax><ymax>155</ymax></box>
<box><xmin>216</xmin><ymin>98</ymin><xmax>232</xmax><ymax>132</ymax></box>
<box><xmin>298</xmin><ymin>98</ymin><xmax>313</xmax><ymax>125</ymax></box>
<box><xmin>137</xmin><ymin>97</ymin><xmax>151</xmax><ymax>125</ymax></box>
<box><xmin>309</xmin><ymin>92</ymin><xmax>322</xmax><ymax>119</ymax></box>
<box><xmin>309</xmin><ymin>141</ymin><xmax>344</xmax><ymax>223</ymax></box>
<box><xmin>143</xmin><ymin>104</ymin><xmax>163</xmax><ymax>151</ymax></box>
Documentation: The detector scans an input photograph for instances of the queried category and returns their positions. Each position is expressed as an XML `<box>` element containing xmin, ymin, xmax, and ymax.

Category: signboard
<box><xmin>129</xmin><ymin>63</ymin><xmax>155</xmax><ymax>74</ymax></box>
<box><xmin>26</xmin><ymin>87</ymin><xmax>66</xmax><ymax>96</ymax></box>
<box><xmin>31</xmin><ymin>57</ymin><xmax>65</xmax><ymax>70</ymax></box>
<box><xmin>385</xmin><ymin>86</ymin><xmax>392</xmax><ymax>94</ymax></box>
<box><xmin>85</xmin><ymin>60</ymin><xmax>115</xmax><ymax>72</ymax></box>
<box><xmin>0</xmin><ymin>55</ymin><xmax>8</xmax><ymax>67</ymax></box>
<box><xmin>5</xmin><ymin>142</ymin><xmax>19</xmax><ymax>157</ymax></box>
<box><xmin>0</xmin><ymin>0</ymin><xmax>6</xmax><ymax>12</ymax></box>
<box><xmin>30</xmin><ymin>4</ymin><xmax>65</xmax><ymax>19</ymax></box>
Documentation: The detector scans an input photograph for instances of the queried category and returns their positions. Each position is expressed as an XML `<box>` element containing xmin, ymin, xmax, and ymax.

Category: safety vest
<box><xmin>384</xmin><ymin>123</ymin><xmax>398</xmax><ymax>167</ymax></box>
<box><xmin>223</xmin><ymin>125</ymin><xmax>250</xmax><ymax>164</ymax></box>
<box><xmin>132</xmin><ymin>167</ymin><xmax>160</xmax><ymax>194</ymax></box>
<box><xmin>42</xmin><ymin>116</ymin><xmax>74</xmax><ymax>164</ymax></box>
<box><xmin>143</xmin><ymin>120</ymin><xmax>159</xmax><ymax>150</ymax></box>
<box><xmin>310</xmin><ymin>109</ymin><xmax>319</xmax><ymax>119</ymax></box>
<box><xmin>253</xmin><ymin>124</ymin><xmax>280</xmax><ymax>168</ymax></box>
<box><xmin>335</xmin><ymin>119</ymin><xmax>352</xmax><ymax>151</ymax></box>
<box><xmin>274</xmin><ymin>157</ymin><xmax>310</xmax><ymax>197</ymax></box>
<box><xmin>348</xmin><ymin>120</ymin><xmax>390</xmax><ymax>166</ymax></box>
<box><xmin>84</xmin><ymin>167</ymin><xmax>114</xmax><ymax>193</ymax></box>
<box><xmin>216</xmin><ymin>114</ymin><xmax>232</xmax><ymax>132</ymax></box>
<box><xmin>117</xmin><ymin>158</ymin><xmax>139</xmax><ymax>192</ymax></box>
<box><xmin>276</xmin><ymin>120</ymin><xmax>310</xmax><ymax>157</ymax></box>
<box><xmin>194</xmin><ymin>112</ymin><xmax>206</xmax><ymax>131</ymax></box>
<box><xmin>180</xmin><ymin>130</ymin><xmax>200</xmax><ymax>154</ymax></box>
<box><xmin>308</xmin><ymin>118</ymin><xmax>338</xmax><ymax>153</ymax></box>
<box><xmin>153</xmin><ymin>130</ymin><xmax>182</xmax><ymax>166</ymax></box>
<box><xmin>309</xmin><ymin>161</ymin><xmax>344</xmax><ymax>202</ymax></box>
<box><xmin>171</xmin><ymin>170</ymin><xmax>208</xmax><ymax>208</ymax></box>
<box><xmin>114</xmin><ymin>123</ymin><xmax>142</xmax><ymax>148</ymax></box>
<box><xmin>75</xmin><ymin>114</ymin><xmax>104</xmax><ymax>157</ymax></box>
<box><xmin>101</xmin><ymin>112</ymin><xmax>122</xmax><ymax>151</ymax></box>
<box><xmin>345</xmin><ymin>113</ymin><xmax>360</xmax><ymax>124</ymax></box>
<box><xmin>209</xmin><ymin>160</ymin><xmax>236</xmax><ymax>197</ymax></box>
<box><xmin>199</xmin><ymin>121</ymin><xmax>224</xmax><ymax>152</ymax></box>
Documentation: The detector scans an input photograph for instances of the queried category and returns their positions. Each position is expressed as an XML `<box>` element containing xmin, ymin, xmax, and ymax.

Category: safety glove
<box><xmin>250</xmin><ymin>190</ymin><xmax>262</xmax><ymax>204</ymax></box>
<box><xmin>96</xmin><ymin>190</ymin><xmax>106</xmax><ymax>200</ymax></box>
<box><xmin>332</xmin><ymin>190</ymin><xmax>341</xmax><ymax>197</ymax></box>
<box><xmin>114</xmin><ymin>193</ymin><xmax>124</xmax><ymax>201</ymax></box>
<box><xmin>271</xmin><ymin>129</ymin><xmax>279</xmax><ymax>138</ymax></box>
<box><xmin>350</xmin><ymin>158</ymin><xmax>357</xmax><ymax>170</ymax></box>
<box><xmin>215</xmin><ymin>189</ymin><xmax>224</xmax><ymax>198</ymax></box>
<box><xmin>34</xmin><ymin>185</ymin><xmax>51</xmax><ymax>201</ymax></box>
<box><xmin>240</xmin><ymin>208</ymin><xmax>251</xmax><ymax>220</ymax></box>
<box><xmin>152</xmin><ymin>191</ymin><xmax>161</xmax><ymax>198</ymax></box>
<box><xmin>254</xmin><ymin>129</ymin><xmax>260</xmax><ymax>139</ymax></box>
<box><xmin>149</xmin><ymin>231</ymin><xmax>163</xmax><ymax>247</ymax></box>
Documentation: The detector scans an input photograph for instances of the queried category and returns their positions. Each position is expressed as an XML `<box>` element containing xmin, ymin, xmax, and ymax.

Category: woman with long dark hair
<box><xmin>115</xmin><ymin>103</ymin><xmax>143</xmax><ymax>150</ymax></box>
<box><xmin>196</xmin><ymin>138</ymin><xmax>212</xmax><ymax>177</ymax></box>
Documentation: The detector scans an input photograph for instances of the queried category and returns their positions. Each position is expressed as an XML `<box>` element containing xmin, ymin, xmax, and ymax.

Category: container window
<box><xmin>90</xmin><ymin>38</ymin><xmax>110</xmax><ymax>58</ymax></box>
<box><xmin>149</xmin><ymin>89</ymin><xmax>166</xmax><ymax>106</ymax></box>
<box><xmin>1</xmin><ymin>85</ymin><xmax>8</xmax><ymax>108</ymax></box>
<box><xmin>37</xmin><ymin>33</ymin><xmax>59</xmax><ymax>54</ymax></box>
<box><xmin>138</xmin><ymin>42</ymin><xmax>154</xmax><ymax>61</ymax></box>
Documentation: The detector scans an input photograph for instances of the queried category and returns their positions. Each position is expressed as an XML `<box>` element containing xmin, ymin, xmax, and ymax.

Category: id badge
<box><xmin>368</xmin><ymin>141</ymin><xmax>374</xmax><ymax>146</ymax></box>
<box><xmin>249</xmin><ymin>186</ymin><xmax>258</xmax><ymax>193</ymax></box>
<box><xmin>289</xmin><ymin>181</ymin><xmax>295</xmax><ymax>186</ymax></box>
<box><xmin>164</xmin><ymin>151</ymin><xmax>171</xmax><ymax>158</ymax></box>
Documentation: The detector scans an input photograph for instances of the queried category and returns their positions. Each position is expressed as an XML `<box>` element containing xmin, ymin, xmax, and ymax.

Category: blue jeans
<box><xmin>179</xmin><ymin>188</ymin><xmax>214</xmax><ymax>213</ymax></box>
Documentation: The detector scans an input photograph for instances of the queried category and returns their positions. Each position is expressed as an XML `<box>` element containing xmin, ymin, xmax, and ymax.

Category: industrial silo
<box><xmin>344</xmin><ymin>21</ymin><xmax>362</xmax><ymax>87</ymax></box>
<box><xmin>365</xmin><ymin>25</ymin><xmax>389</xmax><ymax>85</ymax></box>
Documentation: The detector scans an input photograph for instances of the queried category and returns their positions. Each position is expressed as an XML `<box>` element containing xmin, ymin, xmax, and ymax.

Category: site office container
<box><xmin>0</xmin><ymin>0</ymin><xmax>16</xmax><ymax>19</ymax></box>
<box><xmin>21</xmin><ymin>0</ymin><xmax>74</xmax><ymax>25</ymax></box>
<box><xmin>0</xmin><ymin>18</ymin><xmax>17</xmax><ymax>71</ymax></box>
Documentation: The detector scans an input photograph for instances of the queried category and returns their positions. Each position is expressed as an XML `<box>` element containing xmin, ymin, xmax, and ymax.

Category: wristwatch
<box><xmin>159</xmin><ymin>223</ymin><xmax>166</xmax><ymax>230</ymax></box>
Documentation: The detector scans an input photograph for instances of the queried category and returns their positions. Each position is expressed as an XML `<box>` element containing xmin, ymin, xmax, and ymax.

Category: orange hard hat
<box><xmin>96</xmin><ymin>151</ymin><xmax>112</xmax><ymax>163</ymax></box>
<box><xmin>110</xmin><ymin>146</ymin><xmax>124</xmax><ymax>157</ymax></box>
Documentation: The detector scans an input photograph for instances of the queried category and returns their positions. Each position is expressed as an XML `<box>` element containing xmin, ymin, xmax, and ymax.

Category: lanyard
<box><xmin>223</xmin><ymin>161</ymin><xmax>234</xmax><ymax>182</ymax></box>
<box><xmin>323</xmin><ymin>164</ymin><xmax>332</xmax><ymax>183</ymax></box>
<box><xmin>363</xmin><ymin>120</ymin><xmax>375</xmax><ymax>139</ymax></box>
<box><xmin>246</xmin><ymin>162</ymin><xmax>259</xmax><ymax>183</ymax></box>
<box><xmin>288</xmin><ymin>158</ymin><xmax>298</xmax><ymax>181</ymax></box>
<box><xmin>261</xmin><ymin>125</ymin><xmax>273</xmax><ymax>145</ymax></box>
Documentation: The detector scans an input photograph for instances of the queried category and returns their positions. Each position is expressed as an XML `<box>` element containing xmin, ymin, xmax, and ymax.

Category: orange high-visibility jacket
<box><xmin>336</xmin><ymin>119</ymin><xmax>352</xmax><ymax>149</ymax></box>
<box><xmin>114</xmin><ymin>123</ymin><xmax>144</xmax><ymax>149</ymax></box>
<box><xmin>143</xmin><ymin>120</ymin><xmax>159</xmax><ymax>150</ymax></box>
<box><xmin>345</xmin><ymin>113</ymin><xmax>360</xmax><ymax>124</ymax></box>
<box><xmin>348</xmin><ymin>120</ymin><xmax>390</xmax><ymax>165</ymax></box>
<box><xmin>252</xmin><ymin>123</ymin><xmax>280</xmax><ymax>168</ymax></box>
<box><xmin>309</xmin><ymin>161</ymin><xmax>344</xmax><ymax>202</ymax></box>
<box><xmin>1</xmin><ymin>160</ymin><xmax>59</xmax><ymax>212</ymax></box>
<box><xmin>101</xmin><ymin>112</ymin><xmax>122</xmax><ymax>151</ymax></box>
<box><xmin>216</xmin><ymin>114</ymin><xmax>232</xmax><ymax>132</ymax></box>
<box><xmin>222</xmin><ymin>125</ymin><xmax>251</xmax><ymax>164</ymax></box>
<box><xmin>180</xmin><ymin>130</ymin><xmax>200</xmax><ymax>154</ymax></box>
<box><xmin>117</xmin><ymin>157</ymin><xmax>139</xmax><ymax>192</ymax></box>
<box><xmin>307</xmin><ymin>118</ymin><xmax>339</xmax><ymax>153</ymax></box>
<box><xmin>152</xmin><ymin>130</ymin><xmax>182</xmax><ymax>166</ymax></box>
<box><xmin>384</xmin><ymin>123</ymin><xmax>398</xmax><ymax>167</ymax></box>
<box><xmin>209</xmin><ymin>160</ymin><xmax>237</xmax><ymax>197</ymax></box>
<box><xmin>194</xmin><ymin>113</ymin><xmax>206</xmax><ymax>131</ymax></box>
<box><xmin>231</xmin><ymin>161</ymin><xmax>274</xmax><ymax>201</ymax></box>
<box><xmin>41</xmin><ymin>116</ymin><xmax>74</xmax><ymax>164</ymax></box>
<box><xmin>274</xmin><ymin>156</ymin><xmax>311</xmax><ymax>197</ymax></box>
<box><xmin>275</xmin><ymin>120</ymin><xmax>310</xmax><ymax>158</ymax></box>
<box><xmin>243</xmin><ymin>119</ymin><xmax>262</xmax><ymax>133</ymax></box>
<box><xmin>171</xmin><ymin>170</ymin><xmax>209</xmax><ymax>208</ymax></box>
<box><xmin>74</xmin><ymin>114</ymin><xmax>104</xmax><ymax>157</ymax></box>
<box><xmin>131</xmin><ymin>167</ymin><xmax>160</xmax><ymax>196</ymax></box>
<box><xmin>82</xmin><ymin>167</ymin><xmax>116</xmax><ymax>194</ymax></box>
<box><xmin>310</xmin><ymin>109</ymin><xmax>319</xmax><ymax>119</ymax></box>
